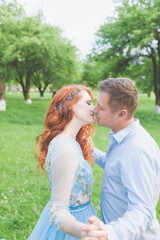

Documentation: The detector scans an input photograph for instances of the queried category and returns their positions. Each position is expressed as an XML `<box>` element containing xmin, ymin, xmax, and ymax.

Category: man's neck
<box><xmin>113</xmin><ymin>117</ymin><xmax>134</xmax><ymax>134</ymax></box>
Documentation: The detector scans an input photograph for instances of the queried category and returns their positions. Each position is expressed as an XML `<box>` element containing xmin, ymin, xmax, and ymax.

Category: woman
<box><xmin>28</xmin><ymin>85</ymin><xmax>107</xmax><ymax>240</ymax></box>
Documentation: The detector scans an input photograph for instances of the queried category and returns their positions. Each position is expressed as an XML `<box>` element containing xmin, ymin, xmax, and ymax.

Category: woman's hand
<box><xmin>81</xmin><ymin>216</ymin><xmax>108</xmax><ymax>240</ymax></box>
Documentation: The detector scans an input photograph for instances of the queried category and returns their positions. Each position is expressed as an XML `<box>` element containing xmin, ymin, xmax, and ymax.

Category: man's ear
<box><xmin>119</xmin><ymin>109</ymin><xmax>127</xmax><ymax>118</ymax></box>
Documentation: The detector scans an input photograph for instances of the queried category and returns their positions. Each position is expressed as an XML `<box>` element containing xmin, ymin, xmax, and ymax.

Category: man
<box><xmin>81</xmin><ymin>78</ymin><xmax>160</xmax><ymax>240</ymax></box>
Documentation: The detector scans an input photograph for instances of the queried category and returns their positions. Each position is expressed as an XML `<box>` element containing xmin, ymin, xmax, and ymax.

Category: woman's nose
<box><xmin>91</xmin><ymin>104</ymin><xmax>95</xmax><ymax>111</ymax></box>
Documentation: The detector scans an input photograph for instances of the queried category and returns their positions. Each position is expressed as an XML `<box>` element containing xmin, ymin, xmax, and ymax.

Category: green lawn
<box><xmin>0</xmin><ymin>91</ymin><xmax>160</xmax><ymax>240</ymax></box>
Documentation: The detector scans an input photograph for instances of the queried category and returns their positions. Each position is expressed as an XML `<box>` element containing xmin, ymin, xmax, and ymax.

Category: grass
<box><xmin>0</xmin><ymin>91</ymin><xmax>160</xmax><ymax>240</ymax></box>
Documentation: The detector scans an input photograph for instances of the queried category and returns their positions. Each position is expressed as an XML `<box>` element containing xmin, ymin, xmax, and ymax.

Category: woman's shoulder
<box><xmin>46</xmin><ymin>137</ymin><xmax>81</xmax><ymax>171</ymax></box>
<box><xmin>48</xmin><ymin>137</ymin><xmax>79</xmax><ymax>153</ymax></box>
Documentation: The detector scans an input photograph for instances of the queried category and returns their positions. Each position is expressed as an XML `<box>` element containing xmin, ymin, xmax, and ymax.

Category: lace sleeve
<box><xmin>48</xmin><ymin>140</ymin><xmax>79</xmax><ymax>230</ymax></box>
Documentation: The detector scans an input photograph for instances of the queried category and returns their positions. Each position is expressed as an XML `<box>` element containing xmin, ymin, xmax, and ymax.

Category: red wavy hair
<box><xmin>35</xmin><ymin>84</ymin><xmax>96</xmax><ymax>172</ymax></box>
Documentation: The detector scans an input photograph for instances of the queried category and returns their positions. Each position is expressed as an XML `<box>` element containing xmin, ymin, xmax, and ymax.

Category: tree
<box><xmin>0</xmin><ymin>77</ymin><xmax>6</xmax><ymax>110</ymax></box>
<box><xmin>32</xmin><ymin>32</ymin><xmax>81</xmax><ymax>98</ymax></box>
<box><xmin>0</xmin><ymin>0</ymin><xmax>24</xmax><ymax>109</ymax></box>
<box><xmin>92</xmin><ymin>0</ymin><xmax>160</xmax><ymax>113</ymax></box>
<box><xmin>3</xmin><ymin>15</ymin><xmax>57</xmax><ymax>103</ymax></box>
<box><xmin>0</xmin><ymin>1</ymin><xmax>81</xmax><ymax>104</ymax></box>
<box><xmin>81</xmin><ymin>56</ymin><xmax>104</xmax><ymax>88</ymax></box>
<box><xmin>48</xmin><ymin>39</ymin><xmax>81</xmax><ymax>93</ymax></box>
<box><xmin>126</xmin><ymin>58</ymin><xmax>154</xmax><ymax>97</ymax></box>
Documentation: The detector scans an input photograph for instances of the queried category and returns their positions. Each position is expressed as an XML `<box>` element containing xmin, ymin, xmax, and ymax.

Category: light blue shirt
<box><xmin>94</xmin><ymin>119</ymin><xmax>160</xmax><ymax>240</ymax></box>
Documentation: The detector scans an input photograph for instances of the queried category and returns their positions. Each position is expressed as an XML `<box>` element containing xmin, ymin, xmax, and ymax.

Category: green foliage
<box><xmin>126</xmin><ymin>58</ymin><xmax>154</xmax><ymax>95</ymax></box>
<box><xmin>48</xmin><ymin>39</ymin><xmax>81</xmax><ymax>91</ymax></box>
<box><xmin>0</xmin><ymin>91</ymin><xmax>160</xmax><ymax>239</ymax></box>
<box><xmin>81</xmin><ymin>57</ymin><xmax>104</xmax><ymax>88</ymax></box>
<box><xmin>0</xmin><ymin>1</ymin><xmax>81</xmax><ymax>100</ymax></box>
<box><xmin>88</xmin><ymin>0</ymin><xmax>160</xmax><ymax>106</ymax></box>
<box><xmin>0</xmin><ymin>0</ymin><xmax>24</xmax><ymax>83</ymax></box>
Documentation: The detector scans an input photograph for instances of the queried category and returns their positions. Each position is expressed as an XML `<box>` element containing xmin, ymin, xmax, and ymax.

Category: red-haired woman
<box><xmin>28</xmin><ymin>85</ymin><xmax>107</xmax><ymax>240</ymax></box>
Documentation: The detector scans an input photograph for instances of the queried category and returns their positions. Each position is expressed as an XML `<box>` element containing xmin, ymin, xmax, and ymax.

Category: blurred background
<box><xmin>0</xmin><ymin>0</ymin><xmax>160</xmax><ymax>239</ymax></box>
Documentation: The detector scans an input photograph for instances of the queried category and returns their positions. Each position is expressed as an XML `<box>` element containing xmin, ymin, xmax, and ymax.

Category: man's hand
<box><xmin>81</xmin><ymin>216</ymin><xmax>108</xmax><ymax>240</ymax></box>
<box><xmin>88</xmin><ymin>136</ymin><xmax>94</xmax><ymax>153</ymax></box>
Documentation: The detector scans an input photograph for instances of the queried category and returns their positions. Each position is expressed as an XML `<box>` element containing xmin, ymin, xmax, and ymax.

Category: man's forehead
<box><xmin>97</xmin><ymin>91</ymin><xmax>109</xmax><ymax>100</ymax></box>
<box><xmin>97</xmin><ymin>91</ymin><xmax>109</xmax><ymax>107</ymax></box>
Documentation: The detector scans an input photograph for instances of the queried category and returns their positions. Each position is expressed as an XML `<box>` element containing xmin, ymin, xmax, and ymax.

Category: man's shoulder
<box><xmin>120</xmin><ymin>125</ymin><xmax>158</xmax><ymax>151</ymax></box>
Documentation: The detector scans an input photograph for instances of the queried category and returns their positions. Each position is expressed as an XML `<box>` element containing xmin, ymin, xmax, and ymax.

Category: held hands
<box><xmin>81</xmin><ymin>216</ymin><xmax>108</xmax><ymax>240</ymax></box>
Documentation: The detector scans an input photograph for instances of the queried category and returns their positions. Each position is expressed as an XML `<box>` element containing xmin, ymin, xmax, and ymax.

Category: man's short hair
<box><xmin>99</xmin><ymin>77</ymin><xmax>138</xmax><ymax>118</ymax></box>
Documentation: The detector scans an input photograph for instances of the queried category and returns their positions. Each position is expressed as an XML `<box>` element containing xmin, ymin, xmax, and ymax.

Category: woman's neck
<box><xmin>56</xmin><ymin>117</ymin><xmax>83</xmax><ymax>140</ymax></box>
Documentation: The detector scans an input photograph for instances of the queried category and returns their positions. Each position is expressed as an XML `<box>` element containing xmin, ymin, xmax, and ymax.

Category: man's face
<box><xmin>94</xmin><ymin>91</ymin><xmax>120</xmax><ymax>131</ymax></box>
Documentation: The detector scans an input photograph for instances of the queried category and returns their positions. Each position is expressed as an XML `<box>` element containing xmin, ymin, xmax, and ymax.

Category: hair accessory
<box><xmin>54</xmin><ymin>88</ymin><xmax>81</xmax><ymax>111</ymax></box>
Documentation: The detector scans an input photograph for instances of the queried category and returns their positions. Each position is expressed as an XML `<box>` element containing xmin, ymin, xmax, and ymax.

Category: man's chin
<box><xmin>96</xmin><ymin>119</ymin><xmax>107</xmax><ymax>127</ymax></box>
<box><xmin>96</xmin><ymin>119</ymin><xmax>101</xmax><ymax>125</ymax></box>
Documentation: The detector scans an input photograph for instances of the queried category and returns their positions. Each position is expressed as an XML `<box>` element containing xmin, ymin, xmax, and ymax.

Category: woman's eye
<box><xmin>87</xmin><ymin>102</ymin><xmax>91</xmax><ymax>105</ymax></box>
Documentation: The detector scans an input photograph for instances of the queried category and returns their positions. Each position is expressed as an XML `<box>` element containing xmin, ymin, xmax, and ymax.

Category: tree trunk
<box><xmin>25</xmin><ymin>75</ymin><xmax>32</xmax><ymax>104</ymax></box>
<box><xmin>40</xmin><ymin>90</ymin><xmax>44</xmax><ymax>99</ymax></box>
<box><xmin>147</xmin><ymin>92</ymin><xmax>151</xmax><ymax>98</ymax></box>
<box><xmin>151</xmin><ymin>54</ymin><xmax>160</xmax><ymax>114</ymax></box>
<box><xmin>0</xmin><ymin>77</ymin><xmax>6</xmax><ymax>111</ymax></box>
<box><xmin>19</xmin><ymin>75</ymin><xmax>32</xmax><ymax>104</ymax></box>
<box><xmin>38</xmin><ymin>82</ymin><xmax>49</xmax><ymax>99</ymax></box>
<box><xmin>52</xmin><ymin>91</ymin><xmax>56</xmax><ymax>98</ymax></box>
<box><xmin>16</xmin><ymin>85</ymin><xmax>21</xmax><ymax>94</ymax></box>
<box><xmin>8</xmin><ymin>85</ymin><xmax>12</xmax><ymax>95</ymax></box>
<box><xmin>24</xmin><ymin>90</ymin><xmax>32</xmax><ymax>104</ymax></box>
<box><xmin>23</xmin><ymin>89</ymin><xmax>30</xmax><ymax>101</ymax></box>
<box><xmin>155</xmin><ymin>89</ymin><xmax>160</xmax><ymax>114</ymax></box>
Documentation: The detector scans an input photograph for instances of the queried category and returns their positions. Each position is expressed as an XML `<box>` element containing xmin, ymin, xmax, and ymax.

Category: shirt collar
<box><xmin>109</xmin><ymin>118</ymin><xmax>140</xmax><ymax>143</ymax></box>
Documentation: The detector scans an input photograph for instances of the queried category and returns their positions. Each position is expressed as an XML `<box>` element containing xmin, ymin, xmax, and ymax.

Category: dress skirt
<box><xmin>28</xmin><ymin>201</ymin><xmax>97</xmax><ymax>240</ymax></box>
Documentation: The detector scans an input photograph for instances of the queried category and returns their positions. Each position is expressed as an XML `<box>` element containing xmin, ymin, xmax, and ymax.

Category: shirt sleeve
<box><xmin>104</xmin><ymin>148</ymin><xmax>159</xmax><ymax>240</ymax></box>
<box><xmin>49</xmin><ymin>140</ymin><xmax>79</xmax><ymax>230</ymax></box>
<box><xmin>93</xmin><ymin>148</ymin><xmax>106</xmax><ymax>169</ymax></box>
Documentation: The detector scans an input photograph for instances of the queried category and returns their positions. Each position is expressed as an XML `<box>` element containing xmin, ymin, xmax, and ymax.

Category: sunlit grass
<box><xmin>0</xmin><ymin>91</ymin><xmax>160</xmax><ymax>239</ymax></box>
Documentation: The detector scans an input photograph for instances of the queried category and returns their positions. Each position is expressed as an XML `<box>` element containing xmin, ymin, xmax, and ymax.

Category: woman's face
<box><xmin>73</xmin><ymin>90</ymin><xmax>94</xmax><ymax>125</ymax></box>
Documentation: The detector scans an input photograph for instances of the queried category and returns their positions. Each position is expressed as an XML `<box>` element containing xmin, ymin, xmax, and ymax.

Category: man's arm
<box><xmin>84</xmin><ymin>148</ymin><xmax>160</xmax><ymax>240</ymax></box>
<box><xmin>106</xmin><ymin>148</ymin><xmax>159</xmax><ymax>240</ymax></box>
<box><xmin>93</xmin><ymin>148</ymin><xmax>106</xmax><ymax>169</ymax></box>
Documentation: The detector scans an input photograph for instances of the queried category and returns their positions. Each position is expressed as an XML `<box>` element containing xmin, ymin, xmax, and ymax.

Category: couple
<box><xmin>28</xmin><ymin>78</ymin><xmax>160</xmax><ymax>240</ymax></box>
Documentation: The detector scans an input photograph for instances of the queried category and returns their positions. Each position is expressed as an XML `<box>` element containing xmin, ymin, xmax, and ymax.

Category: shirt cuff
<box><xmin>105</xmin><ymin>224</ymin><xmax>118</xmax><ymax>240</ymax></box>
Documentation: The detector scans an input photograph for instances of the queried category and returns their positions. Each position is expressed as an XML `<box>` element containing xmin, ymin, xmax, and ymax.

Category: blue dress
<box><xmin>28</xmin><ymin>138</ymin><xmax>97</xmax><ymax>240</ymax></box>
